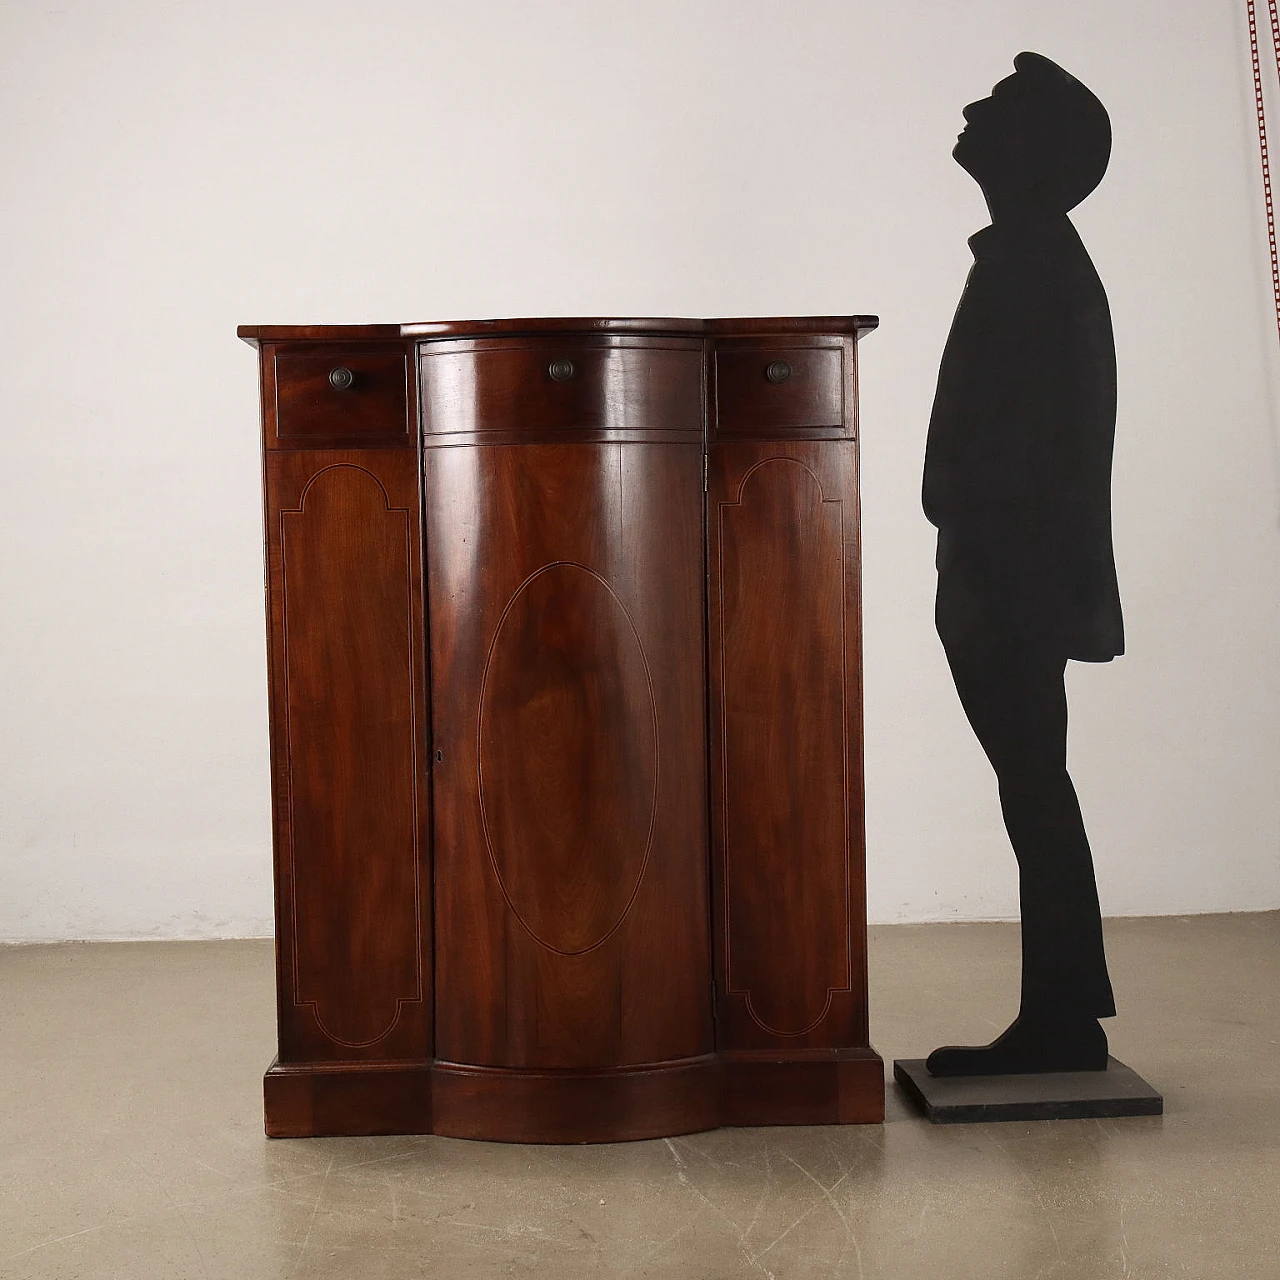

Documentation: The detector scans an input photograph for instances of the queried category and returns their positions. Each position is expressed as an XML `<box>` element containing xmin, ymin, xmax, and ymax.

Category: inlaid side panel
<box><xmin>426</xmin><ymin>443</ymin><xmax>712</xmax><ymax>1070</ymax></box>
<box><xmin>707</xmin><ymin>441</ymin><xmax>868</xmax><ymax>1051</ymax></box>
<box><xmin>264</xmin><ymin>450</ymin><xmax>432</xmax><ymax>1063</ymax></box>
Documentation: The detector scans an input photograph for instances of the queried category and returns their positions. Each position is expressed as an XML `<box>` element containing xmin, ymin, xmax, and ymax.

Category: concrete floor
<box><xmin>1</xmin><ymin>914</ymin><xmax>1276</xmax><ymax>1279</ymax></box>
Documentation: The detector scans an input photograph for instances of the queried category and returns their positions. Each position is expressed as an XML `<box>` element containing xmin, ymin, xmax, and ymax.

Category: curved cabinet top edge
<box><xmin>701</xmin><ymin>316</ymin><xmax>878</xmax><ymax>339</ymax></box>
<box><xmin>237</xmin><ymin>316</ymin><xmax>880</xmax><ymax>345</ymax></box>
<box><xmin>237</xmin><ymin>323</ymin><xmax>404</xmax><ymax>347</ymax></box>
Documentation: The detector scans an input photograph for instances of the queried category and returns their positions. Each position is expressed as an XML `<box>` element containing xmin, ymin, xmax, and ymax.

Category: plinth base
<box><xmin>264</xmin><ymin>1048</ymin><xmax>885</xmax><ymax>1141</ymax></box>
<box><xmin>893</xmin><ymin>1056</ymin><xmax>1162</xmax><ymax>1124</ymax></box>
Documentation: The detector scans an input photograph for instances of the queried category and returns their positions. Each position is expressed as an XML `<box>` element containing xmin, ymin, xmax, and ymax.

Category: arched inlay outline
<box><xmin>280</xmin><ymin>463</ymin><xmax>424</xmax><ymax>1048</ymax></box>
<box><xmin>476</xmin><ymin>560</ymin><xmax>660</xmax><ymax>957</ymax></box>
<box><xmin>717</xmin><ymin>455</ymin><xmax>853</xmax><ymax>1038</ymax></box>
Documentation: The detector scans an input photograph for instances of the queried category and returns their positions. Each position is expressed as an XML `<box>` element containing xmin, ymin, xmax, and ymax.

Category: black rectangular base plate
<box><xmin>893</xmin><ymin>1056</ymin><xmax>1163</xmax><ymax>1124</ymax></box>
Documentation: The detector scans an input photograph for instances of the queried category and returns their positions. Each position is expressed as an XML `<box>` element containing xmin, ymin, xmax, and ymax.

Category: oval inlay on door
<box><xmin>478</xmin><ymin>561</ymin><xmax>659</xmax><ymax>955</ymax></box>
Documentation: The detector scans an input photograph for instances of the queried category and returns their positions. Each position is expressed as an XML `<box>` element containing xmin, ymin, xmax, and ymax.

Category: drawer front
<box><xmin>712</xmin><ymin>338</ymin><xmax>848</xmax><ymax>439</ymax></box>
<box><xmin>420</xmin><ymin>337</ymin><xmax>704</xmax><ymax>444</ymax></box>
<box><xmin>269</xmin><ymin>345</ymin><xmax>411</xmax><ymax>448</ymax></box>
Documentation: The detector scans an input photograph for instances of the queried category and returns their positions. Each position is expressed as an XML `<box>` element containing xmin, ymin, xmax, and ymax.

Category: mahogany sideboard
<box><xmin>239</xmin><ymin>316</ymin><xmax>883</xmax><ymax>1141</ymax></box>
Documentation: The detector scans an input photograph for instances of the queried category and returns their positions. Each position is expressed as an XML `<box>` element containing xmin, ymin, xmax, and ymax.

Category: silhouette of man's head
<box><xmin>954</xmin><ymin>52</ymin><xmax>1110</xmax><ymax>217</ymax></box>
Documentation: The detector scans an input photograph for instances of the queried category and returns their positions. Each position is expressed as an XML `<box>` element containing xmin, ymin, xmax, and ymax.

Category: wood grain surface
<box><xmin>707</xmin><ymin>440</ymin><xmax>869</xmax><ymax>1053</ymax></box>
<box><xmin>425</xmin><ymin>442</ymin><xmax>712</xmax><ymax>1072</ymax></box>
<box><xmin>263</xmin><ymin>448</ymin><xmax>432</xmax><ymax>1065</ymax></box>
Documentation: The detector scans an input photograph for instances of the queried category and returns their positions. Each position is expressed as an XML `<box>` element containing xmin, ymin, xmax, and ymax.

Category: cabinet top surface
<box><xmin>237</xmin><ymin>316</ymin><xmax>880</xmax><ymax>345</ymax></box>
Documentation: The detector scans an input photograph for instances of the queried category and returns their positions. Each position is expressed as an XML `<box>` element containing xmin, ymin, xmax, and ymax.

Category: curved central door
<box><xmin>424</xmin><ymin>440</ymin><xmax>712</xmax><ymax>1072</ymax></box>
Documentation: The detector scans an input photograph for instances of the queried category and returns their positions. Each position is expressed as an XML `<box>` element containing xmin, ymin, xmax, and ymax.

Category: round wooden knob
<box><xmin>329</xmin><ymin>366</ymin><xmax>355</xmax><ymax>390</ymax></box>
<box><xmin>765</xmin><ymin>360</ymin><xmax>792</xmax><ymax>385</ymax></box>
<box><xmin>548</xmin><ymin>359</ymin><xmax>575</xmax><ymax>382</ymax></box>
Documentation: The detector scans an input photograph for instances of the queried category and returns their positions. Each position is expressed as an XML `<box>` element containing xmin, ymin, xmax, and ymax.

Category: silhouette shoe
<box><xmin>925</xmin><ymin>1012</ymin><xmax>1109</xmax><ymax>1077</ymax></box>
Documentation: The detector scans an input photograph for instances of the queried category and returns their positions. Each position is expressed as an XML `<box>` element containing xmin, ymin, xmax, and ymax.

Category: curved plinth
<box><xmin>432</xmin><ymin>1057</ymin><xmax>721</xmax><ymax>1144</ymax></box>
<box><xmin>264</xmin><ymin>1050</ymin><xmax>885</xmax><ymax>1141</ymax></box>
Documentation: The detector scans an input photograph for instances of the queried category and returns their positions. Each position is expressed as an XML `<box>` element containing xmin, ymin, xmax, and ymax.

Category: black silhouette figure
<box><xmin>923</xmin><ymin>53</ymin><xmax>1122</xmax><ymax>1076</ymax></box>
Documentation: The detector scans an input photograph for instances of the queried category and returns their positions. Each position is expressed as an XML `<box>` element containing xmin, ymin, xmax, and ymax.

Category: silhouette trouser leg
<box><xmin>941</xmin><ymin>633</ymin><xmax>1115</xmax><ymax>1021</ymax></box>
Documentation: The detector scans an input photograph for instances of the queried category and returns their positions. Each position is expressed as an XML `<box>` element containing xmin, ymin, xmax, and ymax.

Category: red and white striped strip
<box><xmin>1247</xmin><ymin>0</ymin><xmax>1280</xmax><ymax>348</ymax></box>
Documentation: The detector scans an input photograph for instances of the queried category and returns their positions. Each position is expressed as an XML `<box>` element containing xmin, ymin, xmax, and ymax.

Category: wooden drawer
<box><xmin>269</xmin><ymin>344</ymin><xmax>410</xmax><ymax>448</ymax></box>
<box><xmin>419</xmin><ymin>336</ymin><xmax>703</xmax><ymax>443</ymax></box>
<box><xmin>712</xmin><ymin>338</ymin><xmax>848</xmax><ymax>438</ymax></box>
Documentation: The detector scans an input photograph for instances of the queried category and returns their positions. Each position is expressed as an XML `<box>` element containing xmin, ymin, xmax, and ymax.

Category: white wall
<box><xmin>2</xmin><ymin>0</ymin><xmax>1277</xmax><ymax>940</ymax></box>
